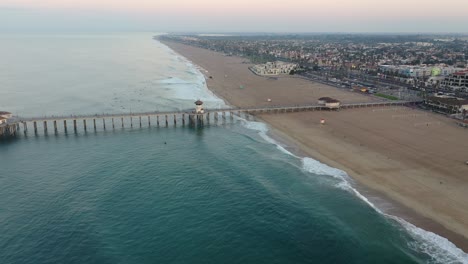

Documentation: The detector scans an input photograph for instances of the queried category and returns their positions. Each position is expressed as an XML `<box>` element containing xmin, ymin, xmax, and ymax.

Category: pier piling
<box><xmin>7</xmin><ymin>100</ymin><xmax>419</xmax><ymax>139</ymax></box>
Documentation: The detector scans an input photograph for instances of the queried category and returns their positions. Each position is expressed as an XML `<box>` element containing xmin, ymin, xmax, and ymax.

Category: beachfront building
<box><xmin>250</xmin><ymin>61</ymin><xmax>298</xmax><ymax>76</ymax></box>
<box><xmin>424</xmin><ymin>96</ymin><xmax>468</xmax><ymax>114</ymax></box>
<box><xmin>379</xmin><ymin>65</ymin><xmax>463</xmax><ymax>79</ymax></box>
<box><xmin>318</xmin><ymin>97</ymin><xmax>341</xmax><ymax>109</ymax></box>
<box><xmin>194</xmin><ymin>100</ymin><xmax>204</xmax><ymax>114</ymax></box>
<box><xmin>441</xmin><ymin>70</ymin><xmax>468</xmax><ymax>92</ymax></box>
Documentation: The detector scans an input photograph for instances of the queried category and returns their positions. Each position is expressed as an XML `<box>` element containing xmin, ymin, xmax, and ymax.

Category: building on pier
<box><xmin>318</xmin><ymin>97</ymin><xmax>341</xmax><ymax>109</ymax></box>
<box><xmin>0</xmin><ymin>111</ymin><xmax>12</xmax><ymax>119</ymax></box>
<box><xmin>0</xmin><ymin>111</ymin><xmax>12</xmax><ymax>125</ymax></box>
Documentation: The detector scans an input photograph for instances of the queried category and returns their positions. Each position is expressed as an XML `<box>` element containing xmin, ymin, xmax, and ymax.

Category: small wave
<box><xmin>240</xmin><ymin>119</ymin><xmax>467</xmax><ymax>263</ymax></box>
<box><xmin>157</xmin><ymin>77</ymin><xmax>192</xmax><ymax>85</ymax></box>
<box><xmin>241</xmin><ymin>120</ymin><xmax>297</xmax><ymax>157</ymax></box>
<box><xmin>393</xmin><ymin>217</ymin><xmax>468</xmax><ymax>264</ymax></box>
<box><xmin>301</xmin><ymin>157</ymin><xmax>468</xmax><ymax>264</ymax></box>
<box><xmin>159</xmin><ymin>39</ymin><xmax>468</xmax><ymax>263</ymax></box>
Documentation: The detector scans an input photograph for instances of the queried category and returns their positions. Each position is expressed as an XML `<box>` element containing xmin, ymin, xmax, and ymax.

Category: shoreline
<box><xmin>159</xmin><ymin>39</ymin><xmax>468</xmax><ymax>253</ymax></box>
<box><xmin>262</xmin><ymin>120</ymin><xmax>468</xmax><ymax>252</ymax></box>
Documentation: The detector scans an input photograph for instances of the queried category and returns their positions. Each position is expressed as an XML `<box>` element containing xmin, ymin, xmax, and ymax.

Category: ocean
<box><xmin>0</xmin><ymin>33</ymin><xmax>466</xmax><ymax>264</ymax></box>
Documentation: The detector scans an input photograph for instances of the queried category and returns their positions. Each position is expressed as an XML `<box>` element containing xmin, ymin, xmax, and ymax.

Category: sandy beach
<box><xmin>162</xmin><ymin>40</ymin><xmax>468</xmax><ymax>250</ymax></box>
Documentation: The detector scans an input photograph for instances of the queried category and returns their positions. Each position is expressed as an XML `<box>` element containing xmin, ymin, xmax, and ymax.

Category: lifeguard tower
<box><xmin>195</xmin><ymin>100</ymin><xmax>204</xmax><ymax>114</ymax></box>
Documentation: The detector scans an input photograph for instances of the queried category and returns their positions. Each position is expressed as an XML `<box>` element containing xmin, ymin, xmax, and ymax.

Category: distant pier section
<box><xmin>1</xmin><ymin>100</ymin><xmax>421</xmax><ymax>139</ymax></box>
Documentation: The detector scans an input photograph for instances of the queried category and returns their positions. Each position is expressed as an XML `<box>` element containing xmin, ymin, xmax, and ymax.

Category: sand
<box><xmin>162</xmin><ymin>40</ymin><xmax>468</xmax><ymax>250</ymax></box>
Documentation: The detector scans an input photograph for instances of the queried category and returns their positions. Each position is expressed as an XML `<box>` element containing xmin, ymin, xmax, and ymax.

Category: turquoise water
<box><xmin>0</xmin><ymin>33</ymin><xmax>466</xmax><ymax>264</ymax></box>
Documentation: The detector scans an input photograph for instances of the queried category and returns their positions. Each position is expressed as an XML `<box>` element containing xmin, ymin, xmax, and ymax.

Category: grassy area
<box><xmin>375</xmin><ymin>93</ymin><xmax>399</xmax><ymax>100</ymax></box>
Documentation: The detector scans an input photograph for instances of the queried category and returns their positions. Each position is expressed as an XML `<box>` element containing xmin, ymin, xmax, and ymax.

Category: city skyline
<box><xmin>1</xmin><ymin>0</ymin><xmax>468</xmax><ymax>33</ymax></box>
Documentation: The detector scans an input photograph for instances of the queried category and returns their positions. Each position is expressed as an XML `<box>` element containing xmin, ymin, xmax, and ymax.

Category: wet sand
<box><xmin>162</xmin><ymin>40</ymin><xmax>468</xmax><ymax>251</ymax></box>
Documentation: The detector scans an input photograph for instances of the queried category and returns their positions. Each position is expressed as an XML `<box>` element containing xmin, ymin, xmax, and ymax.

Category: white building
<box><xmin>379</xmin><ymin>65</ymin><xmax>463</xmax><ymax>78</ymax></box>
<box><xmin>441</xmin><ymin>70</ymin><xmax>468</xmax><ymax>91</ymax></box>
<box><xmin>0</xmin><ymin>111</ymin><xmax>12</xmax><ymax>124</ymax></box>
<box><xmin>0</xmin><ymin>111</ymin><xmax>12</xmax><ymax>119</ymax></box>
<box><xmin>318</xmin><ymin>97</ymin><xmax>341</xmax><ymax>109</ymax></box>
<box><xmin>251</xmin><ymin>61</ymin><xmax>298</xmax><ymax>76</ymax></box>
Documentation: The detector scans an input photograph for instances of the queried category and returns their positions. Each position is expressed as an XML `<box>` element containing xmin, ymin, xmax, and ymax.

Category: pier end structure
<box><xmin>0</xmin><ymin>111</ymin><xmax>18</xmax><ymax>139</ymax></box>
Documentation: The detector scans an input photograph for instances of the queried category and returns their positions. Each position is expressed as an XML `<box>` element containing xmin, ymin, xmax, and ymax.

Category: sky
<box><xmin>1</xmin><ymin>0</ymin><xmax>467</xmax><ymax>33</ymax></box>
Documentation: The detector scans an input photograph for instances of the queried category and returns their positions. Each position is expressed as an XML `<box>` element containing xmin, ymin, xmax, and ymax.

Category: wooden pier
<box><xmin>1</xmin><ymin>100</ymin><xmax>420</xmax><ymax>139</ymax></box>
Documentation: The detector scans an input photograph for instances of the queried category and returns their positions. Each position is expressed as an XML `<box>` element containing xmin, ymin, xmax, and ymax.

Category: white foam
<box><xmin>241</xmin><ymin>120</ymin><xmax>297</xmax><ymax>157</ymax></box>
<box><xmin>393</xmin><ymin>216</ymin><xmax>468</xmax><ymax>264</ymax></box>
<box><xmin>160</xmin><ymin>39</ymin><xmax>468</xmax><ymax>263</ymax></box>
<box><xmin>157</xmin><ymin>41</ymin><xmax>227</xmax><ymax>109</ymax></box>
<box><xmin>301</xmin><ymin>157</ymin><xmax>468</xmax><ymax>263</ymax></box>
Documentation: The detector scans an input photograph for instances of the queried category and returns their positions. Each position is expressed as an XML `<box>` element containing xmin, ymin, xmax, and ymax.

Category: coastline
<box><xmin>159</xmin><ymin>39</ymin><xmax>468</xmax><ymax>254</ymax></box>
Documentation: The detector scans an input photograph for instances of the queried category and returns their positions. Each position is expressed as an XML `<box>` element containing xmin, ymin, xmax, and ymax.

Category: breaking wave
<box><xmin>165</xmin><ymin>39</ymin><xmax>468</xmax><ymax>263</ymax></box>
<box><xmin>242</xmin><ymin>120</ymin><xmax>468</xmax><ymax>264</ymax></box>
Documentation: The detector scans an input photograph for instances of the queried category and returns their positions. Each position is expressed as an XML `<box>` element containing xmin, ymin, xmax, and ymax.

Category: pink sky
<box><xmin>3</xmin><ymin>0</ymin><xmax>468</xmax><ymax>17</ymax></box>
<box><xmin>1</xmin><ymin>0</ymin><xmax>467</xmax><ymax>32</ymax></box>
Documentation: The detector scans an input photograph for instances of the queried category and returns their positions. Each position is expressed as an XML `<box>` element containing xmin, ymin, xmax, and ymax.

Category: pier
<box><xmin>1</xmin><ymin>100</ymin><xmax>420</xmax><ymax>138</ymax></box>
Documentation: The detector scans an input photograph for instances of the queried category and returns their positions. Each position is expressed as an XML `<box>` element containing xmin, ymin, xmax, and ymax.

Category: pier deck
<box><xmin>1</xmin><ymin>100</ymin><xmax>420</xmax><ymax>138</ymax></box>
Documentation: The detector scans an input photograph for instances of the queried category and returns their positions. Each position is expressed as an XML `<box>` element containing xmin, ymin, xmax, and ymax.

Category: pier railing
<box><xmin>18</xmin><ymin>100</ymin><xmax>420</xmax><ymax>123</ymax></box>
<box><xmin>1</xmin><ymin>100</ymin><xmax>421</xmax><ymax>138</ymax></box>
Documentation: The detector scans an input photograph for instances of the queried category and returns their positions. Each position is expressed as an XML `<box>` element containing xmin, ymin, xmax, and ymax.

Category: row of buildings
<box><xmin>378</xmin><ymin>65</ymin><xmax>463</xmax><ymax>78</ymax></box>
<box><xmin>160</xmin><ymin>34</ymin><xmax>467</xmax><ymax>72</ymax></box>
<box><xmin>160</xmin><ymin>34</ymin><xmax>468</xmax><ymax>95</ymax></box>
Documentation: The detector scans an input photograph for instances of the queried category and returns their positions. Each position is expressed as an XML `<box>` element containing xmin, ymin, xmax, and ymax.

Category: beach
<box><xmin>162</xmin><ymin>40</ymin><xmax>468</xmax><ymax>251</ymax></box>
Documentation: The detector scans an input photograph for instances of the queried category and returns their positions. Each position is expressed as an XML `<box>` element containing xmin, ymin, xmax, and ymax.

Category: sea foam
<box><xmin>167</xmin><ymin>41</ymin><xmax>468</xmax><ymax>263</ymax></box>
<box><xmin>241</xmin><ymin>120</ymin><xmax>297</xmax><ymax>157</ymax></box>
<box><xmin>241</xmin><ymin>119</ymin><xmax>468</xmax><ymax>264</ymax></box>
<box><xmin>302</xmin><ymin>152</ymin><xmax>468</xmax><ymax>263</ymax></box>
